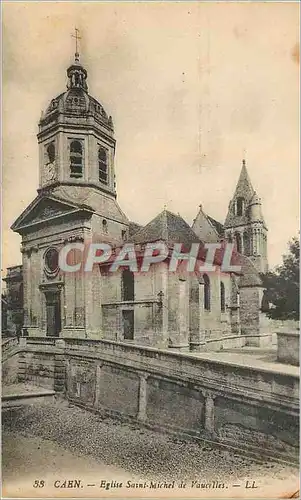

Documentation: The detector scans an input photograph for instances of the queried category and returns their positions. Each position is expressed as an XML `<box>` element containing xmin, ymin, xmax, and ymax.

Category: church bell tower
<box><xmin>38</xmin><ymin>39</ymin><xmax>116</xmax><ymax>199</ymax></box>
<box><xmin>11</xmin><ymin>33</ymin><xmax>129</xmax><ymax>339</ymax></box>
<box><xmin>224</xmin><ymin>160</ymin><xmax>268</xmax><ymax>273</ymax></box>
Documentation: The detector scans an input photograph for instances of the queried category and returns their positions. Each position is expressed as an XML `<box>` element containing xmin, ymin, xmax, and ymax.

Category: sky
<box><xmin>2</xmin><ymin>1</ymin><xmax>299</xmax><ymax>274</ymax></box>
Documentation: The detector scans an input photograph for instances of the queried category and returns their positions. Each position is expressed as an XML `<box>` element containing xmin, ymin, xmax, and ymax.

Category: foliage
<box><xmin>261</xmin><ymin>237</ymin><xmax>299</xmax><ymax>320</ymax></box>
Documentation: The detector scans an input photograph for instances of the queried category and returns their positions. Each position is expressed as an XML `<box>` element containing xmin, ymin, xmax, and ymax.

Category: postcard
<box><xmin>2</xmin><ymin>2</ymin><xmax>299</xmax><ymax>499</ymax></box>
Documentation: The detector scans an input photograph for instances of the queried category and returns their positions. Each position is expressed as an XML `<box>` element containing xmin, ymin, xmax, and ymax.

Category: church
<box><xmin>8</xmin><ymin>47</ymin><xmax>269</xmax><ymax>351</ymax></box>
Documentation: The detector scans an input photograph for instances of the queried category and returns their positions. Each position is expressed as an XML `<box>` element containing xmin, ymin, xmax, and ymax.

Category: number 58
<box><xmin>33</xmin><ymin>480</ymin><xmax>45</xmax><ymax>488</ymax></box>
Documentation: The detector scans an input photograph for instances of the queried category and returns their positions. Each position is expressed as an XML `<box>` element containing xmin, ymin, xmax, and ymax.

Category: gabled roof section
<box><xmin>207</xmin><ymin>215</ymin><xmax>224</xmax><ymax>237</ymax></box>
<box><xmin>224</xmin><ymin>160</ymin><xmax>255</xmax><ymax>228</ymax></box>
<box><xmin>192</xmin><ymin>205</ymin><xmax>224</xmax><ymax>243</ymax></box>
<box><xmin>129</xmin><ymin>221</ymin><xmax>143</xmax><ymax>237</ymax></box>
<box><xmin>11</xmin><ymin>194</ymin><xmax>94</xmax><ymax>234</ymax></box>
<box><xmin>131</xmin><ymin>209</ymin><xmax>201</xmax><ymax>245</ymax></box>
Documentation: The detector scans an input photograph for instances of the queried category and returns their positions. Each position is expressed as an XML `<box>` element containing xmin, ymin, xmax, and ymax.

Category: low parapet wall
<box><xmin>7</xmin><ymin>337</ymin><xmax>300</xmax><ymax>462</ymax></box>
<box><xmin>277</xmin><ymin>331</ymin><xmax>300</xmax><ymax>366</ymax></box>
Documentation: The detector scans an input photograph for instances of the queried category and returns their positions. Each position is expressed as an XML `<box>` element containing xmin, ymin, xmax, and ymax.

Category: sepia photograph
<box><xmin>1</xmin><ymin>1</ymin><xmax>300</xmax><ymax>498</ymax></box>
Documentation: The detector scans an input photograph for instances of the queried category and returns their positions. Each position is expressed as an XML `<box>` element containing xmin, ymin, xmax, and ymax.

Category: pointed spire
<box><xmin>233</xmin><ymin>158</ymin><xmax>255</xmax><ymax>200</ymax></box>
<box><xmin>224</xmin><ymin>159</ymin><xmax>255</xmax><ymax>228</ymax></box>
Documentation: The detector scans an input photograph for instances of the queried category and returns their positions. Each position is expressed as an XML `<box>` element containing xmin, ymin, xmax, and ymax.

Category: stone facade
<box><xmin>8</xmin><ymin>50</ymin><xmax>269</xmax><ymax>350</ymax></box>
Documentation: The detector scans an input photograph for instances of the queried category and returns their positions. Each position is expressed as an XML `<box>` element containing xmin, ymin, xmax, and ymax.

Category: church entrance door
<box><xmin>45</xmin><ymin>291</ymin><xmax>61</xmax><ymax>337</ymax></box>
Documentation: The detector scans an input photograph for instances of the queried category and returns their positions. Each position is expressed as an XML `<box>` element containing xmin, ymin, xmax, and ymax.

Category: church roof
<box><xmin>11</xmin><ymin>193</ymin><xmax>95</xmax><ymax>234</ymax></box>
<box><xmin>39</xmin><ymin>55</ymin><xmax>113</xmax><ymax>134</ymax></box>
<box><xmin>41</xmin><ymin>90</ymin><xmax>113</xmax><ymax>131</ymax></box>
<box><xmin>129</xmin><ymin>221</ymin><xmax>143</xmax><ymax>237</ymax></box>
<box><xmin>207</xmin><ymin>215</ymin><xmax>224</xmax><ymax>236</ymax></box>
<box><xmin>192</xmin><ymin>205</ymin><xmax>224</xmax><ymax>243</ymax></box>
<box><xmin>131</xmin><ymin>209</ymin><xmax>201</xmax><ymax>245</ymax></box>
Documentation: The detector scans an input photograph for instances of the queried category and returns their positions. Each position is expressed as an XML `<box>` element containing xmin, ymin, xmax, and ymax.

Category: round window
<box><xmin>44</xmin><ymin>248</ymin><xmax>59</xmax><ymax>274</ymax></box>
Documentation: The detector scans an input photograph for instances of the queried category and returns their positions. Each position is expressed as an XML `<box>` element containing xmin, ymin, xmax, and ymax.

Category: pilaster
<box><xmin>203</xmin><ymin>390</ymin><xmax>217</xmax><ymax>434</ymax></box>
<box><xmin>54</xmin><ymin>339</ymin><xmax>66</xmax><ymax>393</ymax></box>
<box><xmin>137</xmin><ymin>373</ymin><xmax>148</xmax><ymax>422</ymax></box>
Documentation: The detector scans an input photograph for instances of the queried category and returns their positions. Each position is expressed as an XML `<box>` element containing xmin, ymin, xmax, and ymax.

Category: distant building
<box><xmin>2</xmin><ymin>265</ymin><xmax>23</xmax><ymax>336</ymax></box>
<box><xmin>8</xmin><ymin>48</ymin><xmax>267</xmax><ymax>349</ymax></box>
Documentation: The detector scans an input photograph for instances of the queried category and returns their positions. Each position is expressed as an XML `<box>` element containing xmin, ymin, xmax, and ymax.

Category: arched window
<box><xmin>203</xmin><ymin>274</ymin><xmax>210</xmax><ymax>311</ymax></box>
<box><xmin>70</xmin><ymin>140</ymin><xmax>83</xmax><ymax>178</ymax></box>
<box><xmin>98</xmin><ymin>147</ymin><xmax>108</xmax><ymax>183</ymax></box>
<box><xmin>227</xmin><ymin>233</ymin><xmax>233</xmax><ymax>243</ymax></box>
<box><xmin>236</xmin><ymin>197</ymin><xmax>245</xmax><ymax>216</ymax></box>
<box><xmin>46</xmin><ymin>143</ymin><xmax>55</xmax><ymax>164</ymax></box>
<box><xmin>243</xmin><ymin>231</ymin><xmax>250</xmax><ymax>256</ymax></box>
<box><xmin>122</xmin><ymin>269</ymin><xmax>134</xmax><ymax>301</ymax></box>
<box><xmin>220</xmin><ymin>282</ymin><xmax>225</xmax><ymax>312</ymax></box>
<box><xmin>102</xmin><ymin>219</ymin><xmax>108</xmax><ymax>234</ymax></box>
<box><xmin>235</xmin><ymin>233</ymin><xmax>242</xmax><ymax>253</ymax></box>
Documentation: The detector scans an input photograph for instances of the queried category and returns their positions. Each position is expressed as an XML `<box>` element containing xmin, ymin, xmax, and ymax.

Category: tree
<box><xmin>261</xmin><ymin>237</ymin><xmax>299</xmax><ymax>320</ymax></box>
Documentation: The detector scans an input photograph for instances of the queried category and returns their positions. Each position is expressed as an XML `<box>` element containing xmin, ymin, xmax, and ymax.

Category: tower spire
<box><xmin>224</xmin><ymin>158</ymin><xmax>268</xmax><ymax>272</ymax></box>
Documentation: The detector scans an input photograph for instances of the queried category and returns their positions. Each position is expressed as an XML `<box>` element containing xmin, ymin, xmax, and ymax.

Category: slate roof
<box><xmin>131</xmin><ymin>209</ymin><xmax>201</xmax><ymax>245</ymax></box>
<box><xmin>207</xmin><ymin>215</ymin><xmax>224</xmax><ymax>236</ymax></box>
<box><xmin>128</xmin><ymin>221</ymin><xmax>143</xmax><ymax>237</ymax></box>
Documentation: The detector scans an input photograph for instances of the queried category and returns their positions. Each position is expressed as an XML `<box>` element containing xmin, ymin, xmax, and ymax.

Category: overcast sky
<box><xmin>2</xmin><ymin>1</ymin><xmax>299</xmax><ymax>274</ymax></box>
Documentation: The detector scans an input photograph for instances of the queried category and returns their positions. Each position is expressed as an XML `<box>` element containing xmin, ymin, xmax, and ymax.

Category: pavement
<box><xmin>2</xmin><ymin>399</ymin><xmax>299</xmax><ymax>499</ymax></box>
<box><xmin>191</xmin><ymin>346</ymin><xmax>299</xmax><ymax>376</ymax></box>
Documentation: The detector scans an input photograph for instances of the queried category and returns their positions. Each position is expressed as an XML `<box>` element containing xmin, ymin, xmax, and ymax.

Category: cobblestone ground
<box><xmin>2</xmin><ymin>399</ymin><xmax>299</xmax><ymax>498</ymax></box>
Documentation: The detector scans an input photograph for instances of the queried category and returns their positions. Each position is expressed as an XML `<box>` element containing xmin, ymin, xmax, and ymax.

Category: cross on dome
<box><xmin>71</xmin><ymin>27</ymin><xmax>81</xmax><ymax>63</ymax></box>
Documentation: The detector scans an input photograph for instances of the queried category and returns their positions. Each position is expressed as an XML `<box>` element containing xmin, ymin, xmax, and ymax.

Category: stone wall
<box><xmin>18</xmin><ymin>350</ymin><xmax>56</xmax><ymax>389</ymax></box>
<box><xmin>277</xmin><ymin>332</ymin><xmax>300</xmax><ymax>366</ymax></box>
<box><xmin>101</xmin><ymin>264</ymin><xmax>165</xmax><ymax>346</ymax></box>
<box><xmin>6</xmin><ymin>337</ymin><xmax>299</xmax><ymax>461</ymax></box>
<box><xmin>239</xmin><ymin>286</ymin><xmax>262</xmax><ymax>339</ymax></box>
<box><xmin>2</xmin><ymin>353</ymin><xmax>19</xmax><ymax>385</ymax></box>
<box><xmin>2</xmin><ymin>338</ymin><xmax>20</xmax><ymax>384</ymax></box>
